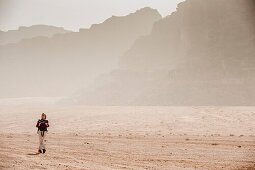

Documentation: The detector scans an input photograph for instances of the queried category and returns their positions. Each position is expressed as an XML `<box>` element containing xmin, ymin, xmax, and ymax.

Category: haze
<box><xmin>0</xmin><ymin>0</ymin><xmax>255</xmax><ymax>169</ymax></box>
<box><xmin>0</xmin><ymin>0</ymin><xmax>184</xmax><ymax>31</ymax></box>
<box><xmin>0</xmin><ymin>0</ymin><xmax>255</xmax><ymax>106</ymax></box>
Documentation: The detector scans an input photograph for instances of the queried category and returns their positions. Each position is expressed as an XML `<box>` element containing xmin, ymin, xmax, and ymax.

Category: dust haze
<box><xmin>0</xmin><ymin>0</ymin><xmax>255</xmax><ymax>105</ymax></box>
<box><xmin>0</xmin><ymin>0</ymin><xmax>255</xmax><ymax>169</ymax></box>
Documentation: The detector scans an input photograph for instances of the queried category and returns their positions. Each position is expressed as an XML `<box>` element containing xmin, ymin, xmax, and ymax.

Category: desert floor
<box><xmin>0</xmin><ymin>100</ymin><xmax>254</xmax><ymax>169</ymax></box>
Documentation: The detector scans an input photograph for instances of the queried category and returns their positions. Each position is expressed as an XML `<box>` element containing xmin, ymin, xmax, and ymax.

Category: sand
<box><xmin>0</xmin><ymin>102</ymin><xmax>254</xmax><ymax>169</ymax></box>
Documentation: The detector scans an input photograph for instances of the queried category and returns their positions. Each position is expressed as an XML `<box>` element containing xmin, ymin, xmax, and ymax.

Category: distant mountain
<box><xmin>0</xmin><ymin>7</ymin><xmax>162</xmax><ymax>98</ymax></box>
<box><xmin>76</xmin><ymin>0</ymin><xmax>255</xmax><ymax>105</ymax></box>
<box><xmin>0</xmin><ymin>25</ymin><xmax>70</xmax><ymax>45</ymax></box>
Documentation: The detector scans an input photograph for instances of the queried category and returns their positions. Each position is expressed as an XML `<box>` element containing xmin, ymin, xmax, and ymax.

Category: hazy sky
<box><xmin>0</xmin><ymin>0</ymin><xmax>184</xmax><ymax>31</ymax></box>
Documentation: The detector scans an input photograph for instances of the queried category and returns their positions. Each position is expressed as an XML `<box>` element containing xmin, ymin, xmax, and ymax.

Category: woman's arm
<box><xmin>45</xmin><ymin>120</ymin><xmax>49</xmax><ymax>127</ymax></box>
<box><xmin>36</xmin><ymin>120</ymin><xmax>41</xmax><ymax>127</ymax></box>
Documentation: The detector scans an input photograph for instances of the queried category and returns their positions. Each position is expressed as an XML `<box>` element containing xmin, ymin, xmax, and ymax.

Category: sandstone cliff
<box><xmin>76</xmin><ymin>0</ymin><xmax>255</xmax><ymax>105</ymax></box>
<box><xmin>0</xmin><ymin>7</ymin><xmax>161</xmax><ymax>98</ymax></box>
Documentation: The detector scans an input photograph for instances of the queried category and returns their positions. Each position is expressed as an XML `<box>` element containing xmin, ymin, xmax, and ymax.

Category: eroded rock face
<box><xmin>77</xmin><ymin>0</ymin><xmax>255</xmax><ymax>105</ymax></box>
<box><xmin>0</xmin><ymin>25</ymin><xmax>70</xmax><ymax>45</ymax></box>
<box><xmin>0</xmin><ymin>7</ymin><xmax>161</xmax><ymax>98</ymax></box>
<box><xmin>120</xmin><ymin>0</ymin><xmax>255</xmax><ymax>71</ymax></box>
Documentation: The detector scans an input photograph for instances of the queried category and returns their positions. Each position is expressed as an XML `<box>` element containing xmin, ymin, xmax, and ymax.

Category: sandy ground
<box><xmin>0</xmin><ymin>102</ymin><xmax>254</xmax><ymax>169</ymax></box>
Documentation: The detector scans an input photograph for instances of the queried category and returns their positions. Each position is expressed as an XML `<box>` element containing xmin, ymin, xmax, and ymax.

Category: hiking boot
<box><xmin>38</xmin><ymin>149</ymin><xmax>42</xmax><ymax>153</ymax></box>
<box><xmin>42</xmin><ymin>149</ymin><xmax>46</xmax><ymax>154</ymax></box>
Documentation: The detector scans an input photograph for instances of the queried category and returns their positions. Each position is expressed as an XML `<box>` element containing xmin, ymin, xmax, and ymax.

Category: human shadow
<box><xmin>27</xmin><ymin>153</ymin><xmax>40</xmax><ymax>156</ymax></box>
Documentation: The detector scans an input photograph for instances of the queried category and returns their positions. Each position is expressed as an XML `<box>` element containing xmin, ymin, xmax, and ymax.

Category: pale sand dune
<box><xmin>0</xmin><ymin>105</ymin><xmax>254</xmax><ymax>169</ymax></box>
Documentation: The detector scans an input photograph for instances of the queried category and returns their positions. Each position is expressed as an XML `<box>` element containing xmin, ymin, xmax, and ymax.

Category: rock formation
<box><xmin>0</xmin><ymin>25</ymin><xmax>70</xmax><ymax>45</ymax></box>
<box><xmin>76</xmin><ymin>0</ymin><xmax>255</xmax><ymax>105</ymax></box>
<box><xmin>0</xmin><ymin>7</ymin><xmax>161</xmax><ymax>98</ymax></box>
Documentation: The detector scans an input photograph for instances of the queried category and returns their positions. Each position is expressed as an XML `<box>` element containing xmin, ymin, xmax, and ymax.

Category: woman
<box><xmin>36</xmin><ymin>113</ymin><xmax>49</xmax><ymax>153</ymax></box>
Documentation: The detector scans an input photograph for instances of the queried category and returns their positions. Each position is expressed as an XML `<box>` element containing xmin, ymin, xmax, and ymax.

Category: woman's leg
<box><xmin>42</xmin><ymin>131</ymin><xmax>47</xmax><ymax>150</ymax></box>
<box><xmin>38</xmin><ymin>131</ymin><xmax>43</xmax><ymax>152</ymax></box>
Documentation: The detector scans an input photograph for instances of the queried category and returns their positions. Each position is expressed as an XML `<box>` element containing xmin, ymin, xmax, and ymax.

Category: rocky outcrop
<box><xmin>76</xmin><ymin>0</ymin><xmax>255</xmax><ymax>105</ymax></box>
<box><xmin>0</xmin><ymin>7</ymin><xmax>161</xmax><ymax>98</ymax></box>
<box><xmin>0</xmin><ymin>25</ymin><xmax>70</xmax><ymax>45</ymax></box>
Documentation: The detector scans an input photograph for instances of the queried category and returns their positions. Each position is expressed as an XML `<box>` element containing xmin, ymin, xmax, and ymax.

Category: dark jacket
<box><xmin>36</xmin><ymin>119</ymin><xmax>49</xmax><ymax>131</ymax></box>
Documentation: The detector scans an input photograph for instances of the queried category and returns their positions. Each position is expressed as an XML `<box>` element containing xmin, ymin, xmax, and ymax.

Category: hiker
<box><xmin>36</xmin><ymin>113</ymin><xmax>49</xmax><ymax>153</ymax></box>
